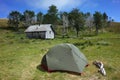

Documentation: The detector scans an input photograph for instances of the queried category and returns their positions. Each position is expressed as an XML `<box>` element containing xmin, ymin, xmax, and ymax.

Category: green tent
<box><xmin>41</xmin><ymin>43</ymin><xmax>88</xmax><ymax>74</ymax></box>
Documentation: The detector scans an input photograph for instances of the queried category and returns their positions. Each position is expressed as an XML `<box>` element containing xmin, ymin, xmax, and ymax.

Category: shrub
<box><xmin>97</xmin><ymin>41</ymin><xmax>110</xmax><ymax>46</ymax></box>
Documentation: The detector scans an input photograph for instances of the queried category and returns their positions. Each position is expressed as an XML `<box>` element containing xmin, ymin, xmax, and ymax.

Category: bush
<box><xmin>97</xmin><ymin>41</ymin><xmax>110</xmax><ymax>46</ymax></box>
<box><xmin>73</xmin><ymin>40</ymin><xmax>93</xmax><ymax>48</ymax></box>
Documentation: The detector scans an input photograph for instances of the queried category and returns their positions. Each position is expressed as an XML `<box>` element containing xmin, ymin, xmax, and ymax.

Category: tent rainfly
<box><xmin>41</xmin><ymin>43</ymin><xmax>88</xmax><ymax>74</ymax></box>
<box><xmin>25</xmin><ymin>24</ymin><xmax>54</xmax><ymax>39</ymax></box>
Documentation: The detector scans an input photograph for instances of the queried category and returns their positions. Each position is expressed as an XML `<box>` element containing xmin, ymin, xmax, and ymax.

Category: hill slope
<box><xmin>0</xmin><ymin>18</ymin><xmax>8</xmax><ymax>27</ymax></box>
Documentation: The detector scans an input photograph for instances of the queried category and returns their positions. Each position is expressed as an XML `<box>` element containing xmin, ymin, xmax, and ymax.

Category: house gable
<box><xmin>25</xmin><ymin>24</ymin><xmax>54</xmax><ymax>39</ymax></box>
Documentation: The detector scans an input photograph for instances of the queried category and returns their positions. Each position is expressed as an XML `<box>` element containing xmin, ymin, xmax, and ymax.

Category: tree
<box><xmin>108</xmin><ymin>17</ymin><xmax>114</xmax><ymax>27</ymax></box>
<box><xmin>103</xmin><ymin>12</ymin><xmax>108</xmax><ymax>22</ymax></box>
<box><xmin>69</xmin><ymin>8</ymin><xmax>85</xmax><ymax>37</ymax></box>
<box><xmin>84</xmin><ymin>12</ymin><xmax>91</xmax><ymax>19</ymax></box>
<box><xmin>61</xmin><ymin>12</ymin><xmax>69</xmax><ymax>37</ymax></box>
<box><xmin>43</xmin><ymin>5</ymin><xmax>58</xmax><ymax>24</ymax></box>
<box><xmin>23</xmin><ymin>10</ymin><xmax>35</xmax><ymax>27</ymax></box>
<box><xmin>93</xmin><ymin>11</ymin><xmax>103</xmax><ymax>34</ymax></box>
<box><xmin>85</xmin><ymin>13</ymin><xmax>94</xmax><ymax>32</ymax></box>
<box><xmin>37</xmin><ymin>12</ymin><xmax>43</xmax><ymax>25</ymax></box>
<box><xmin>102</xmin><ymin>12</ymin><xmax>108</xmax><ymax>28</ymax></box>
<box><xmin>8</xmin><ymin>11</ymin><xmax>22</xmax><ymax>31</ymax></box>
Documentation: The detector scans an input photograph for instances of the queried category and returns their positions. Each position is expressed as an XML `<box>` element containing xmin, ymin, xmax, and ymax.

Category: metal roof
<box><xmin>25</xmin><ymin>24</ymin><xmax>52</xmax><ymax>32</ymax></box>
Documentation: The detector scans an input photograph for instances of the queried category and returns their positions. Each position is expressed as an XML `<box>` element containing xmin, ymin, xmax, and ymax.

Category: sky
<box><xmin>0</xmin><ymin>0</ymin><xmax>120</xmax><ymax>22</ymax></box>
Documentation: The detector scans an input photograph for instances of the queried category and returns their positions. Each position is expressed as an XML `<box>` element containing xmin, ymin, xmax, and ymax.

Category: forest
<box><xmin>8</xmin><ymin>5</ymin><xmax>114</xmax><ymax>37</ymax></box>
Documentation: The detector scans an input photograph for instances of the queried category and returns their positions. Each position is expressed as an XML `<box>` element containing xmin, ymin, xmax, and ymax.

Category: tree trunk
<box><xmin>16</xmin><ymin>24</ymin><xmax>19</xmax><ymax>31</ymax></box>
<box><xmin>96</xmin><ymin>25</ymin><xmax>98</xmax><ymax>35</ymax></box>
<box><xmin>77</xmin><ymin>31</ymin><xmax>79</xmax><ymax>37</ymax></box>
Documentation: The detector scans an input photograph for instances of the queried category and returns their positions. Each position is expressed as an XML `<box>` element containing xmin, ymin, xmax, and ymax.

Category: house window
<box><xmin>49</xmin><ymin>31</ymin><xmax>51</xmax><ymax>34</ymax></box>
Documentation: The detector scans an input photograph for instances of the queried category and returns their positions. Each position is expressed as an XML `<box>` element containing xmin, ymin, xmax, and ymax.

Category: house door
<box><xmin>39</xmin><ymin>31</ymin><xmax>46</xmax><ymax>39</ymax></box>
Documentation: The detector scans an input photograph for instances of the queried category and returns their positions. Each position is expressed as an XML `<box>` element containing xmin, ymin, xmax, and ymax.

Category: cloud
<box><xmin>112</xmin><ymin>0</ymin><xmax>120</xmax><ymax>3</ymax></box>
<box><xmin>25</xmin><ymin>0</ymin><xmax>86</xmax><ymax>11</ymax></box>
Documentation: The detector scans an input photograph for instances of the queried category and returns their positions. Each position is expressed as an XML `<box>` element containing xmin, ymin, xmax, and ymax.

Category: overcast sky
<box><xmin>0</xmin><ymin>0</ymin><xmax>120</xmax><ymax>22</ymax></box>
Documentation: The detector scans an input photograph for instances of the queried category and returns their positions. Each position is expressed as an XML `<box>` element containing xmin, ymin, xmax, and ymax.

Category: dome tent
<box><xmin>41</xmin><ymin>43</ymin><xmax>88</xmax><ymax>74</ymax></box>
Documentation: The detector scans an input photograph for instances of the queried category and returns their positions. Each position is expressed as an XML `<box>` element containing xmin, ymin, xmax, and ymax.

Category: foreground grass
<box><xmin>0</xmin><ymin>28</ymin><xmax>120</xmax><ymax>80</ymax></box>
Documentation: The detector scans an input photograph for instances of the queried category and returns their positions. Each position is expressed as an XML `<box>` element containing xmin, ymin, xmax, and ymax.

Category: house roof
<box><xmin>25</xmin><ymin>24</ymin><xmax>53</xmax><ymax>32</ymax></box>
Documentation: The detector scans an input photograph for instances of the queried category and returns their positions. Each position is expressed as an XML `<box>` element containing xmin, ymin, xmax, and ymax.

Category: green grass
<box><xmin>0</xmin><ymin>27</ymin><xmax>120</xmax><ymax>80</ymax></box>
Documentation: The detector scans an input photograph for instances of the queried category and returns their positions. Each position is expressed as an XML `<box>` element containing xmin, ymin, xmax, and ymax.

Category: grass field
<box><xmin>0</xmin><ymin>19</ymin><xmax>120</xmax><ymax>80</ymax></box>
<box><xmin>0</xmin><ymin>19</ymin><xmax>8</xmax><ymax>27</ymax></box>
